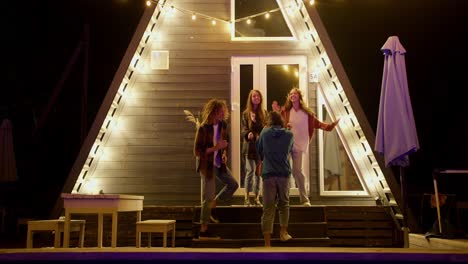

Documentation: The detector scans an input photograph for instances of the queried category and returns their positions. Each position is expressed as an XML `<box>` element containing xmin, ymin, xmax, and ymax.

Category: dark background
<box><xmin>2</xmin><ymin>0</ymin><xmax>467</xmax><ymax>232</ymax></box>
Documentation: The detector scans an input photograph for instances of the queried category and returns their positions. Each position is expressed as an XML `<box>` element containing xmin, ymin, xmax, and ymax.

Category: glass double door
<box><xmin>230</xmin><ymin>56</ymin><xmax>308</xmax><ymax>196</ymax></box>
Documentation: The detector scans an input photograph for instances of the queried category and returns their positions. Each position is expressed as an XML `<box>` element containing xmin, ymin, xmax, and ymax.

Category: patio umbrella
<box><xmin>0</xmin><ymin>119</ymin><xmax>18</xmax><ymax>182</ymax></box>
<box><xmin>375</xmin><ymin>36</ymin><xmax>419</xmax><ymax>247</ymax></box>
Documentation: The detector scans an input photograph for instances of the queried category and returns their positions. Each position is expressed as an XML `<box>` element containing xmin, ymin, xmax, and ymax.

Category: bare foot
<box><xmin>209</xmin><ymin>199</ymin><xmax>217</xmax><ymax>209</ymax></box>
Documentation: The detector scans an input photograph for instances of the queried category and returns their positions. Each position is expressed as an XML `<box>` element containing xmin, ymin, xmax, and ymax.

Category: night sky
<box><xmin>3</xmin><ymin>0</ymin><xmax>467</xmax><ymax>220</ymax></box>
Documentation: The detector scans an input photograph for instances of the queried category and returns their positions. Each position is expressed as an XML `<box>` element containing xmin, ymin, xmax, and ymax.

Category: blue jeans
<box><xmin>261</xmin><ymin>176</ymin><xmax>290</xmax><ymax>234</ymax></box>
<box><xmin>200</xmin><ymin>167</ymin><xmax>238</xmax><ymax>225</ymax></box>
<box><xmin>245</xmin><ymin>157</ymin><xmax>261</xmax><ymax>195</ymax></box>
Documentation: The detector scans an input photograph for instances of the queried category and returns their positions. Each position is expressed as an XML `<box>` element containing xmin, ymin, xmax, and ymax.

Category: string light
<box><xmin>169</xmin><ymin>5</ymin><xmax>176</xmax><ymax>15</ymax></box>
<box><xmin>145</xmin><ymin>0</ymin><xmax>316</xmax><ymax>26</ymax></box>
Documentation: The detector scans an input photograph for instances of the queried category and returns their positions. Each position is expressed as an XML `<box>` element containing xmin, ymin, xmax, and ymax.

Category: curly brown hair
<box><xmin>200</xmin><ymin>98</ymin><xmax>229</xmax><ymax>125</ymax></box>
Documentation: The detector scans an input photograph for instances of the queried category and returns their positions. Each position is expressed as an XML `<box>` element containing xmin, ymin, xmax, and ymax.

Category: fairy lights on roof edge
<box><xmin>145</xmin><ymin>0</ymin><xmax>315</xmax><ymax>26</ymax></box>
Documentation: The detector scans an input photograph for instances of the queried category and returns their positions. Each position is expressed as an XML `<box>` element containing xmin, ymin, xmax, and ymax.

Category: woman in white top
<box><xmin>281</xmin><ymin>87</ymin><xmax>340</xmax><ymax>206</ymax></box>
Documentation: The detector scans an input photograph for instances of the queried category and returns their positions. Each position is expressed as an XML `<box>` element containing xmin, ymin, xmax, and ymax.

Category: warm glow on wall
<box><xmin>84</xmin><ymin>178</ymin><xmax>100</xmax><ymax>195</ymax></box>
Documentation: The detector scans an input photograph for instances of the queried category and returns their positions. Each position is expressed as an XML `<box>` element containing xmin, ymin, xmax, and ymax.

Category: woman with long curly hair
<box><xmin>194</xmin><ymin>99</ymin><xmax>239</xmax><ymax>239</ymax></box>
<box><xmin>281</xmin><ymin>87</ymin><xmax>340</xmax><ymax>206</ymax></box>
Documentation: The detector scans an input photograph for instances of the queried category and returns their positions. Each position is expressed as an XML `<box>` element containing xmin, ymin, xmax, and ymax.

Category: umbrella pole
<box><xmin>400</xmin><ymin>166</ymin><xmax>409</xmax><ymax>248</ymax></box>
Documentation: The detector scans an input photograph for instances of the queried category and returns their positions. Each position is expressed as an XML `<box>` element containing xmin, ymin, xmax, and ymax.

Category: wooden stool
<box><xmin>27</xmin><ymin>219</ymin><xmax>86</xmax><ymax>248</ymax></box>
<box><xmin>136</xmin><ymin>220</ymin><xmax>176</xmax><ymax>248</ymax></box>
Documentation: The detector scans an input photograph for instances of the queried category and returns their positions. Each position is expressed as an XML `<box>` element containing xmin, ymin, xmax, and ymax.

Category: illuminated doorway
<box><xmin>231</xmin><ymin>56</ymin><xmax>307</xmax><ymax>196</ymax></box>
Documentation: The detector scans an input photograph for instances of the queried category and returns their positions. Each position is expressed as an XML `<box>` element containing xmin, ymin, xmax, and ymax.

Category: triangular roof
<box><xmin>51</xmin><ymin>0</ymin><xmax>405</xmax><ymax>229</ymax></box>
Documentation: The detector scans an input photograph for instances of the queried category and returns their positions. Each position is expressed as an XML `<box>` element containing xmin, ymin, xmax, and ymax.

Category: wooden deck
<box><xmin>2</xmin><ymin>229</ymin><xmax>467</xmax><ymax>263</ymax></box>
<box><xmin>409</xmin><ymin>233</ymin><xmax>468</xmax><ymax>250</ymax></box>
<box><xmin>1</xmin><ymin>246</ymin><xmax>467</xmax><ymax>263</ymax></box>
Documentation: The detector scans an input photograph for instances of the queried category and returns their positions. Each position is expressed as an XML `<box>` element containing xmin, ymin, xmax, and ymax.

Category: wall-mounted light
<box><xmin>151</xmin><ymin>50</ymin><xmax>169</xmax><ymax>70</ymax></box>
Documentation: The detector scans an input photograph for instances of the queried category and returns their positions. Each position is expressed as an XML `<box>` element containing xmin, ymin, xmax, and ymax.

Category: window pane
<box><xmin>235</xmin><ymin>0</ymin><xmax>293</xmax><ymax>37</ymax></box>
<box><xmin>322</xmin><ymin>106</ymin><xmax>364</xmax><ymax>191</ymax></box>
<box><xmin>266</xmin><ymin>64</ymin><xmax>298</xmax><ymax>111</ymax></box>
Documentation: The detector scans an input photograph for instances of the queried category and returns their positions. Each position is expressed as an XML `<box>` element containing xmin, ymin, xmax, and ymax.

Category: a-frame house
<box><xmin>52</xmin><ymin>0</ymin><xmax>407</xmax><ymax>243</ymax></box>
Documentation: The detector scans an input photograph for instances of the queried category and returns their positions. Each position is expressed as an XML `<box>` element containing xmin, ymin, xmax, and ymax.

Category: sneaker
<box><xmin>280</xmin><ymin>232</ymin><xmax>292</xmax><ymax>242</ymax></box>
<box><xmin>244</xmin><ymin>199</ymin><xmax>251</xmax><ymax>206</ymax></box>
<box><xmin>199</xmin><ymin>230</ymin><xmax>221</xmax><ymax>240</ymax></box>
<box><xmin>209</xmin><ymin>215</ymin><xmax>220</xmax><ymax>223</ymax></box>
<box><xmin>302</xmin><ymin>201</ymin><xmax>312</xmax><ymax>207</ymax></box>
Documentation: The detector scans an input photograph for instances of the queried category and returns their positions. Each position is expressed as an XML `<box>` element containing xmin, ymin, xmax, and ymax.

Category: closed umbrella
<box><xmin>375</xmin><ymin>36</ymin><xmax>419</xmax><ymax>247</ymax></box>
<box><xmin>0</xmin><ymin>119</ymin><xmax>18</xmax><ymax>182</ymax></box>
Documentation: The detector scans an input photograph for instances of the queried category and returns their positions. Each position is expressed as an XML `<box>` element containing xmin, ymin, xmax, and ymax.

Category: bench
<box><xmin>136</xmin><ymin>220</ymin><xmax>176</xmax><ymax>248</ymax></box>
<box><xmin>27</xmin><ymin>219</ymin><xmax>86</xmax><ymax>248</ymax></box>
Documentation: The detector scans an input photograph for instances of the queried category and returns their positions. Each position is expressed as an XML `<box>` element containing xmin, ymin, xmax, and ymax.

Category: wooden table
<box><xmin>61</xmin><ymin>193</ymin><xmax>144</xmax><ymax>248</ymax></box>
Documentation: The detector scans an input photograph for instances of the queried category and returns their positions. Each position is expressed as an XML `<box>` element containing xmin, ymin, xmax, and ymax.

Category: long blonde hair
<box><xmin>283</xmin><ymin>87</ymin><xmax>314</xmax><ymax>116</ymax></box>
<box><xmin>200</xmin><ymin>99</ymin><xmax>229</xmax><ymax>126</ymax></box>
<box><xmin>242</xmin><ymin>89</ymin><xmax>267</xmax><ymax>129</ymax></box>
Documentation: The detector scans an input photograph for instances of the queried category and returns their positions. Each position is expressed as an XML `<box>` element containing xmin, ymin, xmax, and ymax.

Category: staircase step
<box><xmin>193</xmin><ymin>205</ymin><xmax>326</xmax><ymax>223</ymax></box>
<box><xmin>192</xmin><ymin>222</ymin><xmax>327</xmax><ymax>239</ymax></box>
<box><xmin>191</xmin><ymin>237</ymin><xmax>330</xmax><ymax>248</ymax></box>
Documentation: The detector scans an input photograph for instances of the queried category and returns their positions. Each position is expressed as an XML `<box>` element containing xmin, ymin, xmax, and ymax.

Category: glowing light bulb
<box><xmin>309</xmin><ymin>0</ymin><xmax>315</xmax><ymax>5</ymax></box>
<box><xmin>168</xmin><ymin>6</ymin><xmax>175</xmax><ymax>15</ymax></box>
<box><xmin>211</xmin><ymin>19</ymin><xmax>217</xmax><ymax>26</ymax></box>
<box><xmin>246</xmin><ymin>18</ymin><xmax>251</xmax><ymax>25</ymax></box>
<box><xmin>191</xmin><ymin>14</ymin><xmax>197</xmax><ymax>20</ymax></box>
<box><xmin>265</xmin><ymin>12</ymin><xmax>270</xmax><ymax>19</ymax></box>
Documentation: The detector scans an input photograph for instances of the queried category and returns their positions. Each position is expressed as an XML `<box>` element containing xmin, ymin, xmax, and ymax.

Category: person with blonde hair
<box><xmin>281</xmin><ymin>87</ymin><xmax>340</xmax><ymax>206</ymax></box>
<box><xmin>194</xmin><ymin>99</ymin><xmax>239</xmax><ymax>239</ymax></box>
<box><xmin>241</xmin><ymin>89</ymin><xmax>267</xmax><ymax>206</ymax></box>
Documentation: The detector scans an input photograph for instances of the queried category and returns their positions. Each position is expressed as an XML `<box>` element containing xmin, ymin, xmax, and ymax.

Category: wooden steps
<box><xmin>28</xmin><ymin>206</ymin><xmax>398</xmax><ymax>248</ymax></box>
<box><xmin>191</xmin><ymin>206</ymin><xmax>330</xmax><ymax>247</ymax></box>
<box><xmin>191</xmin><ymin>238</ymin><xmax>329</xmax><ymax>248</ymax></box>
<box><xmin>326</xmin><ymin>206</ymin><xmax>399</xmax><ymax>247</ymax></box>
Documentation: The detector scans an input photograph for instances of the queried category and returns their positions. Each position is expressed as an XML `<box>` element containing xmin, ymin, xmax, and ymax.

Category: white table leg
<box><xmin>79</xmin><ymin>222</ymin><xmax>85</xmax><ymax>247</ymax></box>
<box><xmin>54</xmin><ymin>224</ymin><xmax>61</xmax><ymax>248</ymax></box>
<box><xmin>163</xmin><ymin>226</ymin><xmax>167</xmax><ymax>248</ymax></box>
<box><xmin>172</xmin><ymin>223</ymin><xmax>176</xmax><ymax>247</ymax></box>
<box><xmin>136</xmin><ymin>211</ymin><xmax>141</xmax><ymax>248</ymax></box>
<box><xmin>63</xmin><ymin>211</ymin><xmax>71</xmax><ymax>248</ymax></box>
<box><xmin>98</xmin><ymin>213</ymin><xmax>103</xmax><ymax>248</ymax></box>
<box><xmin>26</xmin><ymin>229</ymin><xmax>33</xmax><ymax>248</ymax></box>
<box><xmin>111</xmin><ymin>212</ymin><xmax>118</xmax><ymax>248</ymax></box>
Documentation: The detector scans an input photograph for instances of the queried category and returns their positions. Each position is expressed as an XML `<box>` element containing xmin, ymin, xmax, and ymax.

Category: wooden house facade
<box><xmin>51</xmin><ymin>0</ymin><xmax>406</xmax><ymax>236</ymax></box>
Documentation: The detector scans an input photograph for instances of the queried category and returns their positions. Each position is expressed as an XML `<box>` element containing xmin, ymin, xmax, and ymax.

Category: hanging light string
<box><xmin>233</xmin><ymin>7</ymin><xmax>282</xmax><ymax>23</ymax></box>
<box><xmin>170</xmin><ymin>4</ymin><xmax>229</xmax><ymax>24</ymax></box>
<box><xmin>146</xmin><ymin>0</ymin><xmax>314</xmax><ymax>25</ymax></box>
